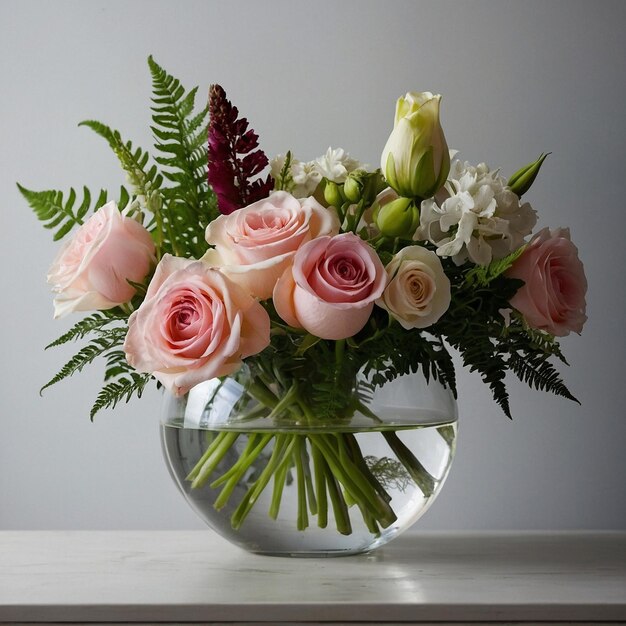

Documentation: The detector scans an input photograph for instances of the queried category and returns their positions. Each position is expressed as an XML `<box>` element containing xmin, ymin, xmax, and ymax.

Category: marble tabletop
<box><xmin>0</xmin><ymin>530</ymin><xmax>624</xmax><ymax>624</ymax></box>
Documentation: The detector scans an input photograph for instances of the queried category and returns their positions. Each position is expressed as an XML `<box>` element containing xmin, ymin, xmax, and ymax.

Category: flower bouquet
<box><xmin>22</xmin><ymin>58</ymin><xmax>586</xmax><ymax>554</ymax></box>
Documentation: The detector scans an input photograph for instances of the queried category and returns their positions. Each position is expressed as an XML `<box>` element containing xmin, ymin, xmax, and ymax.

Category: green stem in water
<box><xmin>268</xmin><ymin>448</ymin><xmax>293</xmax><ymax>520</ymax></box>
<box><xmin>211</xmin><ymin>433</ymin><xmax>273</xmax><ymax>511</ymax></box>
<box><xmin>311</xmin><ymin>444</ymin><xmax>328</xmax><ymax>529</ymax></box>
<box><xmin>301</xmin><ymin>440</ymin><xmax>318</xmax><ymax>516</ymax></box>
<box><xmin>323</xmin><ymin>460</ymin><xmax>352</xmax><ymax>535</ymax></box>
<box><xmin>309</xmin><ymin>434</ymin><xmax>396</xmax><ymax>528</ymax></box>
<box><xmin>437</xmin><ymin>424</ymin><xmax>456</xmax><ymax>448</ymax></box>
<box><xmin>190</xmin><ymin>431</ymin><xmax>240</xmax><ymax>489</ymax></box>
<box><xmin>383</xmin><ymin>431</ymin><xmax>436</xmax><ymax>497</ymax></box>
<box><xmin>294</xmin><ymin>437</ymin><xmax>309</xmax><ymax>531</ymax></box>
<box><xmin>231</xmin><ymin>434</ymin><xmax>296</xmax><ymax>530</ymax></box>
<box><xmin>345</xmin><ymin>433</ymin><xmax>391</xmax><ymax>504</ymax></box>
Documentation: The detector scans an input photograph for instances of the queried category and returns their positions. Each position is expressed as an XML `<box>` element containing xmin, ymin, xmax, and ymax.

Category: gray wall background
<box><xmin>1</xmin><ymin>0</ymin><xmax>624</xmax><ymax>530</ymax></box>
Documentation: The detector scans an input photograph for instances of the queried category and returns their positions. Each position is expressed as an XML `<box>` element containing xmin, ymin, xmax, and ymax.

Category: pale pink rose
<box><xmin>507</xmin><ymin>228</ymin><xmax>587</xmax><ymax>337</ymax></box>
<box><xmin>273</xmin><ymin>233</ymin><xmax>387</xmax><ymax>340</ymax></box>
<box><xmin>377</xmin><ymin>246</ymin><xmax>451</xmax><ymax>329</ymax></box>
<box><xmin>47</xmin><ymin>201</ymin><xmax>155</xmax><ymax>318</ymax></box>
<box><xmin>203</xmin><ymin>190</ymin><xmax>339</xmax><ymax>299</ymax></box>
<box><xmin>124</xmin><ymin>255</ymin><xmax>270</xmax><ymax>396</ymax></box>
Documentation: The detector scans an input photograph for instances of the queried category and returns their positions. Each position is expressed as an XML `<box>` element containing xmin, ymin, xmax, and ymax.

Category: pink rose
<box><xmin>203</xmin><ymin>190</ymin><xmax>339</xmax><ymax>299</ymax></box>
<box><xmin>507</xmin><ymin>228</ymin><xmax>587</xmax><ymax>336</ymax></box>
<box><xmin>47</xmin><ymin>201</ymin><xmax>155</xmax><ymax>318</ymax></box>
<box><xmin>123</xmin><ymin>255</ymin><xmax>270</xmax><ymax>396</ymax></box>
<box><xmin>273</xmin><ymin>233</ymin><xmax>387</xmax><ymax>340</ymax></box>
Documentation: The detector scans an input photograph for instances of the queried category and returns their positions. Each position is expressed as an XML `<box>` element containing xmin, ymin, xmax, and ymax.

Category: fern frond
<box><xmin>464</xmin><ymin>247</ymin><xmax>527</xmax><ymax>288</ymax></box>
<box><xmin>509</xmin><ymin>352</ymin><xmax>579</xmax><ymax>403</ymax></box>
<box><xmin>90</xmin><ymin>373</ymin><xmax>153</xmax><ymax>420</ymax></box>
<box><xmin>45</xmin><ymin>312</ymin><xmax>125</xmax><ymax>349</ymax></box>
<box><xmin>148</xmin><ymin>56</ymin><xmax>216</xmax><ymax>257</ymax></box>
<box><xmin>40</xmin><ymin>329</ymin><xmax>127</xmax><ymax>393</ymax></box>
<box><xmin>103</xmin><ymin>350</ymin><xmax>134</xmax><ymax>381</ymax></box>
<box><xmin>78</xmin><ymin>120</ymin><xmax>163</xmax><ymax>200</ymax></box>
<box><xmin>18</xmin><ymin>184</ymin><xmax>107</xmax><ymax>240</ymax></box>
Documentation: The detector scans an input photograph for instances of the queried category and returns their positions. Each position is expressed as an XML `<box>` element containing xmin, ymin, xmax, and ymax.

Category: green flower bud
<box><xmin>508</xmin><ymin>153</ymin><xmax>550</xmax><ymax>198</ymax></box>
<box><xmin>344</xmin><ymin>171</ymin><xmax>366</xmax><ymax>203</ymax></box>
<box><xmin>381</xmin><ymin>92</ymin><xmax>450</xmax><ymax>200</ymax></box>
<box><xmin>323</xmin><ymin>180</ymin><xmax>343</xmax><ymax>207</ymax></box>
<box><xmin>375</xmin><ymin>197</ymin><xmax>420</xmax><ymax>238</ymax></box>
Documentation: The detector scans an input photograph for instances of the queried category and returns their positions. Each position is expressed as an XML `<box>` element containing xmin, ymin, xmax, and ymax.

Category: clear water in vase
<box><xmin>161</xmin><ymin>420</ymin><xmax>456</xmax><ymax>557</ymax></box>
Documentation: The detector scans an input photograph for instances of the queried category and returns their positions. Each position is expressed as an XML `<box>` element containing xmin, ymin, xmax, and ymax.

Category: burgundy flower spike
<box><xmin>207</xmin><ymin>84</ymin><xmax>274</xmax><ymax>214</ymax></box>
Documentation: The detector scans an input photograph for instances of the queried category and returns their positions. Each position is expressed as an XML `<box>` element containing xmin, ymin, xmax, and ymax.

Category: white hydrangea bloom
<box><xmin>314</xmin><ymin>147</ymin><xmax>361</xmax><ymax>183</ymax></box>
<box><xmin>416</xmin><ymin>160</ymin><xmax>537</xmax><ymax>266</ymax></box>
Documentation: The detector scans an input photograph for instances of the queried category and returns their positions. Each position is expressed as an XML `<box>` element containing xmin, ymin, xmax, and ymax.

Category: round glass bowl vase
<box><xmin>160</xmin><ymin>369</ymin><xmax>457</xmax><ymax>557</ymax></box>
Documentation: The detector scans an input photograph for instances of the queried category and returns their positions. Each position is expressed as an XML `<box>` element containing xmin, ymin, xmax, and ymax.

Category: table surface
<box><xmin>0</xmin><ymin>530</ymin><xmax>624</xmax><ymax>624</ymax></box>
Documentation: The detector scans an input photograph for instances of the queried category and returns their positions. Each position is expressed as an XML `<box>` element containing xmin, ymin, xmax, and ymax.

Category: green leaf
<box><xmin>464</xmin><ymin>246</ymin><xmax>527</xmax><ymax>288</ymax></box>
<box><xmin>40</xmin><ymin>329</ymin><xmax>127</xmax><ymax>394</ymax></box>
<box><xmin>147</xmin><ymin>55</ymin><xmax>216</xmax><ymax>258</ymax></box>
<box><xmin>18</xmin><ymin>183</ymin><xmax>106</xmax><ymax>241</ymax></box>
<box><xmin>78</xmin><ymin>120</ymin><xmax>163</xmax><ymax>199</ymax></box>
<box><xmin>90</xmin><ymin>373</ymin><xmax>153</xmax><ymax>420</ymax></box>
<box><xmin>45</xmin><ymin>312</ymin><xmax>125</xmax><ymax>349</ymax></box>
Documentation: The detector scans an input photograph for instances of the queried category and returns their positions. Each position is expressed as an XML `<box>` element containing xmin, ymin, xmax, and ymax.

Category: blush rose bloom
<box><xmin>273</xmin><ymin>233</ymin><xmax>387</xmax><ymax>340</ymax></box>
<box><xmin>377</xmin><ymin>246</ymin><xmax>451</xmax><ymax>329</ymax></box>
<box><xmin>506</xmin><ymin>227</ymin><xmax>587</xmax><ymax>337</ymax></box>
<box><xmin>123</xmin><ymin>255</ymin><xmax>270</xmax><ymax>396</ymax></box>
<box><xmin>203</xmin><ymin>191</ymin><xmax>339</xmax><ymax>300</ymax></box>
<box><xmin>47</xmin><ymin>202</ymin><xmax>155</xmax><ymax>318</ymax></box>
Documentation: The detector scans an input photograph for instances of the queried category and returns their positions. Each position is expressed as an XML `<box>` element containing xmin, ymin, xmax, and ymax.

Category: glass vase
<box><xmin>160</xmin><ymin>367</ymin><xmax>457</xmax><ymax>557</ymax></box>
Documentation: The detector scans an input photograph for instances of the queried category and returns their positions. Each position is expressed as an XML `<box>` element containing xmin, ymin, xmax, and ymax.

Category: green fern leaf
<box><xmin>18</xmin><ymin>184</ymin><xmax>107</xmax><ymax>241</ymax></box>
<box><xmin>464</xmin><ymin>246</ymin><xmax>527</xmax><ymax>288</ymax></box>
<box><xmin>148</xmin><ymin>56</ymin><xmax>216</xmax><ymax>257</ymax></box>
<box><xmin>45</xmin><ymin>312</ymin><xmax>125</xmax><ymax>349</ymax></box>
<box><xmin>40</xmin><ymin>329</ymin><xmax>127</xmax><ymax>394</ymax></box>
<box><xmin>78</xmin><ymin>120</ymin><xmax>163</xmax><ymax>199</ymax></box>
<box><xmin>509</xmin><ymin>352</ymin><xmax>579</xmax><ymax>403</ymax></box>
<box><xmin>90</xmin><ymin>373</ymin><xmax>152</xmax><ymax>420</ymax></box>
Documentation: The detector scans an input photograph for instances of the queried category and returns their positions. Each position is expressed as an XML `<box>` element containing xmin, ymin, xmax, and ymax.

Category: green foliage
<box><xmin>79</xmin><ymin>120</ymin><xmax>163</xmax><ymax>201</ymax></box>
<box><xmin>90</xmin><ymin>373</ymin><xmax>152</xmax><ymax>421</ymax></box>
<box><xmin>40</xmin><ymin>328</ymin><xmax>128</xmax><ymax>394</ymax></box>
<box><xmin>45</xmin><ymin>311</ymin><xmax>126</xmax><ymax>349</ymax></box>
<box><xmin>509</xmin><ymin>352</ymin><xmax>579</xmax><ymax>403</ymax></box>
<box><xmin>27</xmin><ymin>58</ymin><xmax>222</xmax><ymax>418</ymax></box>
<box><xmin>463</xmin><ymin>246</ymin><xmax>527</xmax><ymax>288</ymax></box>
<box><xmin>17</xmin><ymin>184</ymin><xmax>108</xmax><ymax>241</ymax></box>
<box><xmin>148</xmin><ymin>56</ymin><xmax>217</xmax><ymax>257</ymax></box>
<box><xmin>436</xmin><ymin>270</ymin><xmax>523</xmax><ymax>418</ymax></box>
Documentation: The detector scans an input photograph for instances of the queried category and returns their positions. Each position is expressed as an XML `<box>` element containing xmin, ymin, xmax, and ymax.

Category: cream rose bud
<box><xmin>377</xmin><ymin>245</ymin><xmax>451</xmax><ymax>329</ymax></box>
<box><xmin>47</xmin><ymin>201</ymin><xmax>155</xmax><ymax>318</ymax></box>
<box><xmin>381</xmin><ymin>92</ymin><xmax>450</xmax><ymax>200</ymax></box>
<box><xmin>203</xmin><ymin>191</ymin><xmax>340</xmax><ymax>300</ymax></box>
<box><xmin>123</xmin><ymin>255</ymin><xmax>270</xmax><ymax>397</ymax></box>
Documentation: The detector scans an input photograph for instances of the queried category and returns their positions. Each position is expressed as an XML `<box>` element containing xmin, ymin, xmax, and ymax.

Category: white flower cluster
<box><xmin>271</xmin><ymin>147</ymin><xmax>362</xmax><ymax>198</ymax></box>
<box><xmin>416</xmin><ymin>160</ymin><xmax>537</xmax><ymax>266</ymax></box>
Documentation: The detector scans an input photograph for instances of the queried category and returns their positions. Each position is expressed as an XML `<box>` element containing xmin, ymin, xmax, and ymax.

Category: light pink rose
<box><xmin>507</xmin><ymin>227</ymin><xmax>587</xmax><ymax>337</ymax></box>
<box><xmin>124</xmin><ymin>255</ymin><xmax>270</xmax><ymax>396</ymax></box>
<box><xmin>377</xmin><ymin>246</ymin><xmax>451</xmax><ymax>329</ymax></box>
<box><xmin>203</xmin><ymin>190</ymin><xmax>339</xmax><ymax>299</ymax></box>
<box><xmin>273</xmin><ymin>233</ymin><xmax>387</xmax><ymax>340</ymax></box>
<box><xmin>47</xmin><ymin>201</ymin><xmax>155</xmax><ymax>318</ymax></box>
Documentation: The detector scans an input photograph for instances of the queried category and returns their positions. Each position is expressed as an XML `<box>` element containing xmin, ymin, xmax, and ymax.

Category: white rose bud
<box><xmin>381</xmin><ymin>92</ymin><xmax>450</xmax><ymax>199</ymax></box>
<box><xmin>376</xmin><ymin>245</ymin><xmax>451</xmax><ymax>329</ymax></box>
